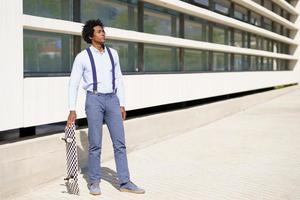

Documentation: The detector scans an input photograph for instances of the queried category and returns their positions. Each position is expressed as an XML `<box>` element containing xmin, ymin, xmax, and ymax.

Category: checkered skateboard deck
<box><xmin>61</xmin><ymin>123</ymin><xmax>80</xmax><ymax>195</ymax></box>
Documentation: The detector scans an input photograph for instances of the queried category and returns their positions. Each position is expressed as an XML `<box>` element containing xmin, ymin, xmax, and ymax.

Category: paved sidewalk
<box><xmin>13</xmin><ymin>88</ymin><xmax>300</xmax><ymax>200</ymax></box>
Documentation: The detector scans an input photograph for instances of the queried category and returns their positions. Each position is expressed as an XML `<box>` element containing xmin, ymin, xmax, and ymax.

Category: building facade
<box><xmin>0</xmin><ymin>0</ymin><xmax>299</xmax><ymax>132</ymax></box>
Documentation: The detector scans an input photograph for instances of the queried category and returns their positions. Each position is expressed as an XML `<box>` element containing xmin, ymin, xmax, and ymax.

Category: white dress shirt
<box><xmin>68</xmin><ymin>45</ymin><xmax>125</xmax><ymax>111</ymax></box>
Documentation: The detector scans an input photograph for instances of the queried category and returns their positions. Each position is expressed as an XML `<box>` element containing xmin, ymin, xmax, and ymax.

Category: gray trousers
<box><xmin>85</xmin><ymin>91</ymin><xmax>130</xmax><ymax>184</ymax></box>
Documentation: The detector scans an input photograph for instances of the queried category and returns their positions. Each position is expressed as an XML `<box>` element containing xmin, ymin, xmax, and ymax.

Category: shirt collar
<box><xmin>90</xmin><ymin>44</ymin><xmax>106</xmax><ymax>54</ymax></box>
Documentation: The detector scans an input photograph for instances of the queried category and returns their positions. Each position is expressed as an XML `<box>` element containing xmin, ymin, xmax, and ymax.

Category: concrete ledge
<box><xmin>0</xmin><ymin>85</ymin><xmax>298</xmax><ymax>199</ymax></box>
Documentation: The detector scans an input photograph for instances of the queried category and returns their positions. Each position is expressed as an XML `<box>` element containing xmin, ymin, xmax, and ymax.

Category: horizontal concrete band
<box><xmin>0</xmin><ymin>84</ymin><xmax>299</xmax><ymax>200</ymax></box>
<box><xmin>23</xmin><ymin>15</ymin><xmax>296</xmax><ymax>60</ymax></box>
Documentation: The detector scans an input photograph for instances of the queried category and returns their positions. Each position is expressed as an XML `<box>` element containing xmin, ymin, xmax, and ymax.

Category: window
<box><xmin>81</xmin><ymin>0</ymin><xmax>138</xmax><ymax>31</ymax></box>
<box><xmin>250</xmin><ymin>12</ymin><xmax>262</xmax><ymax>27</ymax></box>
<box><xmin>24</xmin><ymin>30</ymin><xmax>73</xmax><ymax>76</ymax></box>
<box><xmin>234</xmin><ymin>30</ymin><xmax>243</xmax><ymax>47</ymax></box>
<box><xmin>264</xmin><ymin>0</ymin><xmax>272</xmax><ymax>11</ymax></box>
<box><xmin>144</xmin><ymin>45</ymin><xmax>179</xmax><ymax>72</ymax></box>
<box><xmin>184</xmin><ymin>16</ymin><xmax>208</xmax><ymax>41</ymax></box>
<box><xmin>263</xmin><ymin>17</ymin><xmax>272</xmax><ymax>31</ymax></box>
<box><xmin>193</xmin><ymin>0</ymin><xmax>209</xmax><ymax>7</ymax></box>
<box><xmin>212</xmin><ymin>52</ymin><xmax>229</xmax><ymax>71</ymax></box>
<box><xmin>213</xmin><ymin>0</ymin><xmax>231</xmax><ymax>15</ymax></box>
<box><xmin>234</xmin><ymin>4</ymin><xmax>248</xmax><ymax>22</ymax></box>
<box><xmin>23</xmin><ymin>0</ymin><xmax>72</xmax><ymax>20</ymax></box>
<box><xmin>233</xmin><ymin>54</ymin><xmax>243</xmax><ymax>71</ymax></box>
<box><xmin>212</xmin><ymin>25</ymin><xmax>229</xmax><ymax>45</ymax></box>
<box><xmin>144</xmin><ymin>3</ymin><xmax>179</xmax><ymax>37</ymax></box>
<box><xmin>273</xmin><ymin>22</ymin><xmax>282</xmax><ymax>35</ymax></box>
<box><xmin>184</xmin><ymin>49</ymin><xmax>209</xmax><ymax>71</ymax></box>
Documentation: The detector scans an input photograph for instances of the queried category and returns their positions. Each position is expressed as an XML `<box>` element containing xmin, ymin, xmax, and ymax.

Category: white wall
<box><xmin>22</xmin><ymin>71</ymin><xmax>298</xmax><ymax>127</ymax></box>
<box><xmin>0</xmin><ymin>0</ymin><xmax>23</xmax><ymax>131</ymax></box>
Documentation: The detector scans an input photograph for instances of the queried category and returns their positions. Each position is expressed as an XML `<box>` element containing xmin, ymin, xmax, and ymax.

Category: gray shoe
<box><xmin>88</xmin><ymin>182</ymin><xmax>101</xmax><ymax>195</ymax></box>
<box><xmin>119</xmin><ymin>181</ymin><xmax>145</xmax><ymax>194</ymax></box>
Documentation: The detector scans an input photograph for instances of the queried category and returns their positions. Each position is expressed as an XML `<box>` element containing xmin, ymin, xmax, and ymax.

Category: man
<box><xmin>67</xmin><ymin>19</ymin><xmax>145</xmax><ymax>195</ymax></box>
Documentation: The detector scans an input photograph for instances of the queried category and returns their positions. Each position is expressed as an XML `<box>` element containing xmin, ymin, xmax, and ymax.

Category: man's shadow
<box><xmin>77</xmin><ymin>130</ymin><xmax>120</xmax><ymax>190</ymax></box>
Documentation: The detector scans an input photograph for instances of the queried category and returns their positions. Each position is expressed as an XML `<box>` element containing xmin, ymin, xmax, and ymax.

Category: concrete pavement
<box><xmin>11</xmin><ymin>87</ymin><xmax>300</xmax><ymax>200</ymax></box>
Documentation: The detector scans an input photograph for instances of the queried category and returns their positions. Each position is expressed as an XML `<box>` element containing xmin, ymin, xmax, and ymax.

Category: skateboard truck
<box><xmin>60</xmin><ymin>137</ymin><xmax>74</xmax><ymax>143</ymax></box>
<box><xmin>64</xmin><ymin>176</ymin><xmax>75</xmax><ymax>183</ymax></box>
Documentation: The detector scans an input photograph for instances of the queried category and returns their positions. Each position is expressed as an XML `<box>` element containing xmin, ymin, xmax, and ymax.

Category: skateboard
<box><xmin>61</xmin><ymin>123</ymin><xmax>80</xmax><ymax>195</ymax></box>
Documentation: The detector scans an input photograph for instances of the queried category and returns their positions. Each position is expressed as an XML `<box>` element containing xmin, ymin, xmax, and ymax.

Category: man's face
<box><xmin>91</xmin><ymin>25</ymin><xmax>105</xmax><ymax>43</ymax></box>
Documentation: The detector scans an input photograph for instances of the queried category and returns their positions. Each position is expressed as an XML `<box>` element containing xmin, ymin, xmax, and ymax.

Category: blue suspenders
<box><xmin>86</xmin><ymin>46</ymin><xmax>116</xmax><ymax>93</ymax></box>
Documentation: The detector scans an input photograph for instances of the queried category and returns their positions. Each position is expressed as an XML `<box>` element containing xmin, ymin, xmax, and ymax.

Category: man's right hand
<box><xmin>67</xmin><ymin>111</ymin><xmax>77</xmax><ymax>127</ymax></box>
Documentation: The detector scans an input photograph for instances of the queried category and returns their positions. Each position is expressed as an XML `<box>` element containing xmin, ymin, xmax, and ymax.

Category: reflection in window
<box><xmin>212</xmin><ymin>26</ymin><xmax>228</xmax><ymax>45</ymax></box>
<box><xmin>213</xmin><ymin>0</ymin><xmax>231</xmax><ymax>15</ymax></box>
<box><xmin>193</xmin><ymin>0</ymin><xmax>209</xmax><ymax>7</ymax></box>
<box><xmin>212</xmin><ymin>52</ymin><xmax>229</xmax><ymax>71</ymax></box>
<box><xmin>234</xmin><ymin>4</ymin><xmax>248</xmax><ymax>22</ymax></box>
<box><xmin>23</xmin><ymin>0</ymin><xmax>72</xmax><ymax>20</ymax></box>
<box><xmin>144</xmin><ymin>45</ymin><xmax>179</xmax><ymax>72</ymax></box>
<box><xmin>144</xmin><ymin>4</ymin><xmax>179</xmax><ymax>37</ymax></box>
<box><xmin>185</xmin><ymin>16</ymin><xmax>208</xmax><ymax>41</ymax></box>
<box><xmin>263</xmin><ymin>18</ymin><xmax>272</xmax><ymax>31</ymax></box>
<box><xmin>233</xmin><ymin>54</ymin><xmax>243</xmax><ymax>71</ymax></box>
<box><xmin>81</xmin><ymin>0</ymin><xmax>137</xmax><ymax>31</ymax></box>
<box><xmin>250</xmin><ymin>12</ymin><xmax>261</xmax><ymax>27</ymax></box>
<box><xmin>184</xmin><ymin>49</ymin><xmax>209</xmax><ymax>71</ymax></box>
<box><xmin>24</xmin><ymin>30</ymin><xmax>73</xmax><ymax>76</ymax></box>
<box><xmin>233</xmin><ymin>30</ymin><xmax>243</xmax><ymax>47</ymax></box>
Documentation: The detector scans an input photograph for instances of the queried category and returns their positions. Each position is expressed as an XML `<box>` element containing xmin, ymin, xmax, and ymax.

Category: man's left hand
<box><xmin>120</xmin><ymin>106</ymin><xmax>126</xmax><ymax>120</ymax></box>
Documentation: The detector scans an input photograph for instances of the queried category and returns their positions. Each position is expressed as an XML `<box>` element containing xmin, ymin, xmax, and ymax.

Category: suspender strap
<box><xmin>106</xmin><ymin>47</ymin><xmax>116</xmax><ymax>92</ymax></box>
<box><xmin>86</xmin><ymin>46</ymin><xmax>116</xmax><ymax>93</ymax></box>
<box><xmin>86</xmin><ymin>47</ymin><xmax>98</xmax><ymax>92</ymax></box>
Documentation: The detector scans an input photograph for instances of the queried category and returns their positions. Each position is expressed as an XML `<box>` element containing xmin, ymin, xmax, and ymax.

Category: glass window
<box><xmin>212</xmin><ymin>25</ymin><xmax>229</xmax><ymax>45</ymax></box>
<box><xmin>212</xmin><ymin>52</ymin><xmax>229</xmax><ymax>71</ymax></box>
<box><xmin>184</xmin><ymin>49</ymin><xmax>209</xmax><ymax>71</ymax></box>
<box><xmin>250</xmin><ymin>56</ymin><xmax>258</xmax><ymax>71</ymax></box>
<box><xmin>250</xmin><ymin>12</ymin><xmax>262</xmax><ymax>27</ymax></box>
<box><xmin>233</xmin><ymin>30</ymin><xmax>243</xmax><ymax>47</ymax></box>
<box><xmin>23</xmin><ymin>0</ymin><xmax>72</xmax><ymax>20</ymax></box>
<box><xmin>144</xmin><ymin>45</ymin><xmax>179</xmax><ymax>72</ymax></box>
<box><xmin>252</xmin><ymin>0</ymin><xmax>262</xmax><ymax>5</ymax></box>
<box><xmin>263</xmin><ymin>17</ymin><xmax>272</xmax><ymax>31</ymax></box>
<box><xmin>193</xmin><ymin>0</ymin><xmax>209</xmax><ymax>7</ymax></box>
<box><xmin>184</xmin><ymin>16</ymin><xmax>208</xmax><ymax>41</ymax></box>
<box><xmin>283</xmin><ymin>27</ymin><xmax>290</xmax><ymax>38</ymax></box>
<box><xmin>233</xmin><ymin>54</ymin><xmax>243</xmax><ymax>71</ymax></box>
<box><xmin>282</xmin><ymin>10</ymin><xmax>290</xmax><ymax>21</ymax></box>
<box><xmin>81</xmin><ymin>0</ymin><xmax>138</xmax><ymax>31</ymax></box>
<box><xmin>144</xmin><ymin>3</ymin><xmax>179</xmax><ymax>37</ymax></box>
<box><xmin>273</xmin><ymin>22</ymin><xmax>282</xmax><ymax>35</ymax></box>
<box><xmin>234</xmin><ymin>4</ymin><xmax>248</xmax><ymax>22</ymax></box>
<box><xmin>272</xmin><ymin>4</ymin><xmax>282</xmax><ymax>16</ymax></box>
<box><xmin>250</xmin><ymin>34</ymin><xmax>257</xmax><ymax>49</ymax></box>
<box><xmin>264</xmin><ymin>0</ymin><xmax>272</xmax><ymax>11</ymax></box>
<box><xmin>262</xmin><ymin>57</ymin><xmax>271</xmax><ymax>70</ymax></box>
<box><xmin>24</xmin><ymin>30</ymin><xmax>73</xmax><ymax>76</ymax></box>
<box><xmin>213</xmin><ymin>0</ymin><xmax>231</xmax><ymax>15</ymax></box>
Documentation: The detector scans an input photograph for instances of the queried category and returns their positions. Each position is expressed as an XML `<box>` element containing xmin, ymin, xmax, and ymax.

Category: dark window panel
<box><xmin>184</xmin><ymin>49</ymin><xmax>209</xmax><ymax>71</ymax></box>
<box><xmin>24</xmin><ymin>30</ymin><xmax>73</xmax><ymax>76</ymax></box>
<box><xmin>81</xmin><ymin>0</ymin><xmax>138</xmax><ymax>31</ymax></box>
<box><xmin>23</xmin><ymin>0</ymin><xmax>73</xmax><ymax>20</ymax></box>
<box><xmin>144</xmin><ymin>45</ymin><xmax>180</xmax><ymax>72</ymax></box>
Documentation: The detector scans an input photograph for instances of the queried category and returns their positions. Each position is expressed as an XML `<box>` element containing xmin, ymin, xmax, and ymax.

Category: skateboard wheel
<box><xmin>66</xmin><ymin>138</ymin><xmax>73</xmax><ymax>143</ymax></box>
